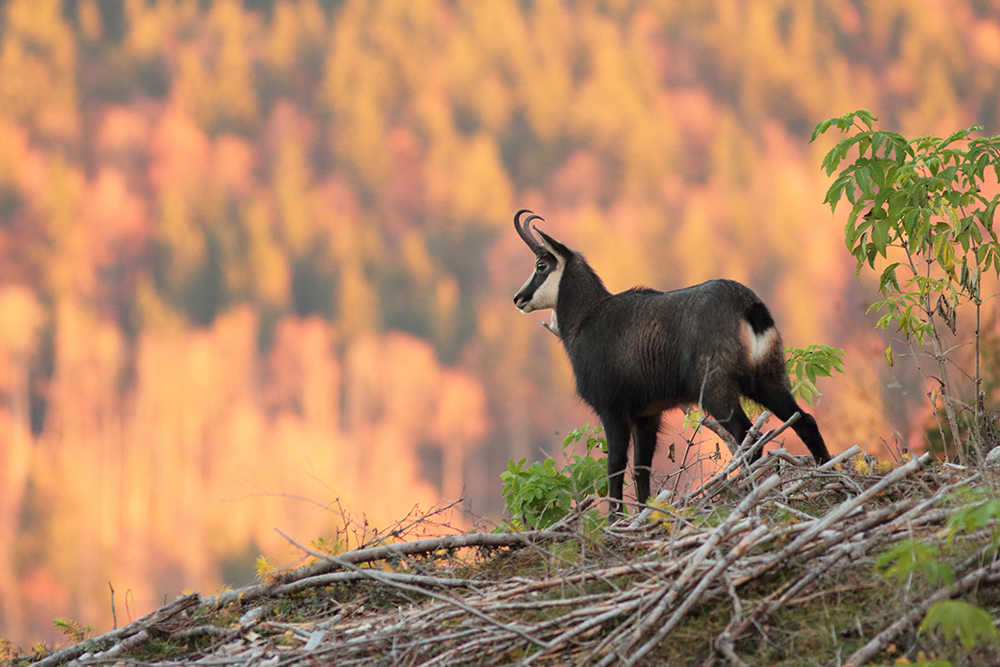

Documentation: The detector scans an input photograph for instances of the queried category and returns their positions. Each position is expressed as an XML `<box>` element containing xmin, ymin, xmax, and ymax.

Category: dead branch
<box><xmin>843</xmin><ymin>558</ymin><xmax>1000</xmax><ymax>667</ymax></box>
<box><xmin>34</xmin><ymin>593</ymin><xmax>200</xmax><ymax>667</ymax></box>
<box><xmin>31</xmin><ymin>452</ymin><xmax>996</xmax><ymax>667</ymax></box>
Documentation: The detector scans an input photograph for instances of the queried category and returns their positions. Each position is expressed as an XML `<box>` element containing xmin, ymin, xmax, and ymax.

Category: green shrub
<box><xmin>500</xmin><ymin>423</ymin><xmax>608</xmax><ymax>529</ymax></box>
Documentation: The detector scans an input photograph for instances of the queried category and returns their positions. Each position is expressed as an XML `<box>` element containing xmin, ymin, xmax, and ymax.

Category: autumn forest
<box><xmin>1</xmin><ymin>0</ymin><xmax>1000</xmax><ymax>648</ymax></box>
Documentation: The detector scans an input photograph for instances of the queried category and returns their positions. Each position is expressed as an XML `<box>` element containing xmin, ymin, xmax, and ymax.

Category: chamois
<box><xmin>512</xmin><ymin>209</ymin><xmax>831</xmax><ymax>515</ymax></box>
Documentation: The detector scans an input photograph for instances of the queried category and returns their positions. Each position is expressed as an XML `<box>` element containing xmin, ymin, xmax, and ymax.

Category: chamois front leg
<box><xmin>632</xmin><ymin>413</ymin><xmax>661</xmax><ymax>506</ymax></box>
<box><xmin>601</xmin><ymin>414</ymin><xmax>631</xmax><ymax>518</ymax></box>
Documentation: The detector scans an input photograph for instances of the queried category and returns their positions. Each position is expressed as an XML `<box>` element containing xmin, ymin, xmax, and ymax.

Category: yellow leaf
<box><xmin>255</xmin><ymin>555</ymin><xmax>275</xmax><ymax>578</ymax></box>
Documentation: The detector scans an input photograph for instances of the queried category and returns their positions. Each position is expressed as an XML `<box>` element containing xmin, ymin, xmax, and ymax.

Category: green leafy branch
<box><xmin>500</xmin><ymin>423</ymin><xmax>609</xmax><ymax>530</ymax></box>
<box><xmin>785</xmin><ymin>344</ymin><xmax>845</xmax><ymax>406</ymax></box>
<box><xmin>813</xmin><ymin>110</ymin><xmax>1000</xmax><ymax>461</ymax></box>
<box><xmin>874</xmin><ymin>491</ymin><xmax>1000</xmax><ymax>653</ymax></box>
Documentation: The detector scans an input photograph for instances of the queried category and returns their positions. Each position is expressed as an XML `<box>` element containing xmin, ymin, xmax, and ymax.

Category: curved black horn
<box><xmin>514</xmin><ymin>209</ymin><xmax>544</xmax><ymax>253</ymax></box>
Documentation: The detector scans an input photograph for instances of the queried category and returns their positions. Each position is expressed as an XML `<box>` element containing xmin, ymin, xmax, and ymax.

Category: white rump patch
<box><xmin>742</xmin><ymin>321</ymin><xmax>777</xmax><ymax>364</ymax></box>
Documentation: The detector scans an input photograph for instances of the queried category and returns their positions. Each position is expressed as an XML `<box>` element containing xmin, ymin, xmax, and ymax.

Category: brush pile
<box><xmin>18</xmin><ymin>445</ymin><xmax>1000</xmax><ymax>667</ymax></box>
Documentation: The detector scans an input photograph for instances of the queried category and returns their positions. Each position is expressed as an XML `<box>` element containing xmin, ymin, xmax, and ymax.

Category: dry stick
<box><xmin>771</xmin><ymin>445</ymin><xmax>861</xmax><ymax>498</ymax></box>
<box><xmin>731</xmin><ymin>412</ymin><xmax>787</xmax><ymax>480</ymax></box>
<box><xmin>703</xmin><ymin>465</ymin><xmax>958</xmax><ymax>666</ymax></box>
<box><xmin>697</xmin><ymin>509</ymin><xmax>885</xmax><ymax>664</ymax></box>
<box><xmin>734</xmin><ymin>453</ymin><xmax>930</xmax><ymax>587</ymax></box>
<box><xmin>631</xmin><ymin>412</ymin><xmax>775</xmax><ymax>528</ymax></box>
<box><xmin>67</xmin><ymin>465</ymin><xmax>962</xmax><ymax>667</ymax></box>
<box><xmin>305</xmin><ymin>603</ymin><xmax>471</xmax><ymax>664</ymax></box>
<box><xmin>200</xmin><ymin>528</ymin><xmax>572</xmax><ymax>609</ymax></box>
<box><xmin>274</xmin><ymin>569</ymin><xmax>472</xmax><ymax>595</ymax></box>
<box><xmin>490</xmin><ymin>559</ymin><xmax>686</xmax><ymax>603</ymax></box>
<box><xmin>415</xmin><ymin>586</ymin><xmax>621</xmax><ymax>667</ymax></box>
<box><xmin>274</xmin><ymin>528</ymin><xmax>571</xmax><ymax>578</ymax></box>
<box><xmin>438</xmin><ymin>566</ymin><xmax>681</xmax><ymax>661</ymax></box>
<box><xmin>520</xmin><ymin>591</ymin><xmax>648</xmax><ymax>665</ymax></box>
<box><xmin>843</xmin><ymin>558</ymin><xmax>1000</xmax><ymax>667</ymax></box>
<box><xmin>688</xmin><ymin>413</ymin><xmax>813</xmax><ymax>504</ymax></box>
<box><xmin>714</xmin><ymin>571</ymin><xmax>750</xmax><ymax>667</ymax></box>
<box><xmin>623</xmin><ymin>524</ymin><xmax>773</xmax><ymax>667</ymax></box>
<box><xmin>702</xmin><ymin>554</ymin><xmax>834</xmax><ymax>667</ymax></box>
<box><xmin>593</xmin><ymin>474</ymin><xmax>783</xmax><ymax>667</ymax></box>
<box><xmin>694</xmin><ymin>411</ymin><xmax>774</xmax><ymax>491</ymax></box>
<box><xmin>715</xmin><ymin>574</ymin><xmax>747</xmax><ymax>667</ymax></box>
<box><xmin>703</xmin><ymin>549</ymin><xmax>867</xmax><ymax>664</ymax></box>
<box><xmin>274</xmin><ymin>528</ymin><xmax>555</xmax><ymax>653</ymax></box>
<box><xmin>706</xmin><ymin>496</ymin><xmax>919</xmax><ymax>665</ymax></box>
<box><xmin>799</xmin><ymin>470</ymin><xmax>975</xmax><ymax>568</ymax></box>
<box><xmin>536</xmin><ymin>547</ymin><xmax>729</xmax><ymax>664</ymax></box>
<box><xmin>738</xmin><ymin>447</ymin><xmax>821</xmax><ymax>489</ymax></box>
<box><xmin>31</xmin><ymin>592</ymin><xmax>200</xmax><ymax>667</ymax></box>
<box><xmin>107</xmin><ymin>582</ymin><xmax>117</xmax><ymax>631</ymax></box>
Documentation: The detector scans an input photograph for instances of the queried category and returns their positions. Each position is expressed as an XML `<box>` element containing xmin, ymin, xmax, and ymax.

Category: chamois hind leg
<box><xmin>701</xmin><ymin>383</ymin><xmax>756</xmax><ymax>461</ymax></box>
<box><xmin>632</xmin><ymin>413</ymin><xmax>661</xmax><ymax>506</ymax></box>
<box><xmin>600</xmin><ymin>413</ymin><xmax>631</xmax><ymax>518</ymax></box>
<box><xmin>756</xmin><ymin>388</ymin><xmax>831</xmax><ymax>464</ymax></box>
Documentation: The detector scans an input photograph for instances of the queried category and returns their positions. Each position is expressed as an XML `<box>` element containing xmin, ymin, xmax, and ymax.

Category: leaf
<box><xmin>876</xmin><ymin>539</ymin><xmax>937</xmax><ymax>582</ymax></box>
<box><xmin>856</xmin><ymin>109</ymin><xmax>877</xmax><ymax>129</ymax></box>
<box><xmin>935</xmin><ymin>295</ymin><xmax>957</xmax><ymax>334</ymax></box>
<box><xmin>946</xmin><ymin>498</ymin><xmax>1000</xmax><ymax>545</ymax></box>
<box><xmin>255</xmin><ymin>555</ymin><xmax>276</xmax><ymax>578</ymax></box>
<box><xmin>879</xmin><ymin>262</ymin><xmax>901</xmax><ymax>293</ymax></box>
<box><xmin>885</xmin><ymin>345</ymin><xmax>893</xmax><ymax>367</ymax></box>
<box><xmin>920</xmin><ymin>600</ymin><xmax>999</xmax><ymax>649</ymax></box>
<box><xmin>923</xmin><ymin>561</ymin><xmax>955</xmax><ymax>588</ymax></box>
<box><xmin>871</xmin><ymin>217</ymin><xmax>890</xmax><ymax>251</ymax></box>
<box><xmin>810</xmin><ymin>118</ymin><xmax>834</xmax><ymax>142</ymax></box>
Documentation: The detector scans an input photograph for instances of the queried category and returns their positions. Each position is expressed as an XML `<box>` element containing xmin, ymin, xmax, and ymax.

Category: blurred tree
<box><xmin>243</xmin><ymin>194</ymin><xmax>291</xmax><ymax>309</ymax></box>
<box><xmin>0</xmin><ymin>0</ymin><xmax>997</xmax><ymax>648</ymax></box>
<box><xmin>0</xmin><ymin>0</ymin><xmax>78</xmax><ymax>134</ymax></box>
<box><xmin>206</xmin><ymin>0</ymin><xmax>260</xmax><ymax>133</ymax></box>
<box><xmin>0</xmin><ymin>286</ymin><xmax>44</xmax><ymax>643</ymax></box>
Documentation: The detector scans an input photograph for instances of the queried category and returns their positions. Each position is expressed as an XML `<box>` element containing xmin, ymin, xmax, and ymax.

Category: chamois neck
<box><xmin>555</xmin><ymin>255</ymin><xmax>610</xmax><ymax>340</ymax></box>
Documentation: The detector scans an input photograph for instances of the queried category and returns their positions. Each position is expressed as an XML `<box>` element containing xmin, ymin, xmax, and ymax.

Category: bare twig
<box><xmin>843</xmin><ymin>558</ymin><xmax>1000</xmax><ymax>667</ymax></box>
<box><xmin>37</xmin><ymin>454</ymin><xmax>991</xmax><ymax>667</ymax></box>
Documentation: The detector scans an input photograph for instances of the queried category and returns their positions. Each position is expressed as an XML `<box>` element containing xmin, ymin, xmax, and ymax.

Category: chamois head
<box><xmin>512</xmin><ymin>209</ymin><xmax>570</xmax><ymax>314</ymax></box>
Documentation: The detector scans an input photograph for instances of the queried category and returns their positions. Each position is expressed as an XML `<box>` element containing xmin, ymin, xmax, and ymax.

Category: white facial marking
<box><xmin>516</xmin><ymin>254</ymin><xmax>565</xmax><ymax>314</ymax></box>
<box><xmin>742</xmin><ymin>321</ymin><xmax>777</xmax><ymax>364</ymax></box>
<box><xmin>516</xmin><ymin>273</ymin><xmax>539</xmax><ymax>313</ymax></box>
<box><xmin>530</xmin><ymin>262</ymin><xmax>562</xmax><ymax>310</ymax></box>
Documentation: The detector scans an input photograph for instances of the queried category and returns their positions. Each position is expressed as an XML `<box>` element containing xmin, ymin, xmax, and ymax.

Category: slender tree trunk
<box><xmin>927</xmin><ymin>313</ymin><xmax>964</xmax><ymax>464</ymax></box>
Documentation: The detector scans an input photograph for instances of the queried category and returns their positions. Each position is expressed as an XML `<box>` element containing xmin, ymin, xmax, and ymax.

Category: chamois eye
<box><xmin>536</xmin><ymin>261</ymin><xmax>546</xmax><ymax>272</ymax></box>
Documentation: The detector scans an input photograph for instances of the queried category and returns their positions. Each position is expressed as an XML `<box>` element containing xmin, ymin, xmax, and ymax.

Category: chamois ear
<box><xmin>534</xmin><ymin>228</ymin><xmax>573</xmax><ymax>261</ymax></box>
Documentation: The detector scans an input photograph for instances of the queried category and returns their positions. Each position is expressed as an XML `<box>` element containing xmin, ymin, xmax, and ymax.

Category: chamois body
<box><xmin>511</xmin><ymin>210</ymin><xmax>831</xmax><ymax>515</ymax></box>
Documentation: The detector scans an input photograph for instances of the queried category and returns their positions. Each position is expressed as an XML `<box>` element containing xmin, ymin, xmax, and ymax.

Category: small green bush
<box><xmin>500</xmin><ymin>423</ymin><xmax>608</xmax><ymax>529</ymax></box>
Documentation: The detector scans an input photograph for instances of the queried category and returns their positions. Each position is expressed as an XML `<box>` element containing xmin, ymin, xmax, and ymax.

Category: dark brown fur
<box><xmin>513</xmin><ymin>212</ymin><xmax>831</xmax><ymax>516</ymax></box>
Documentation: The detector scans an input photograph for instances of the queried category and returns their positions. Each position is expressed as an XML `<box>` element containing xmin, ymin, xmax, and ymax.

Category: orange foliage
<box><xmin>0</xmin><ymin>0</ymin><xmax>998</xmax><ymax>648</ymax></box>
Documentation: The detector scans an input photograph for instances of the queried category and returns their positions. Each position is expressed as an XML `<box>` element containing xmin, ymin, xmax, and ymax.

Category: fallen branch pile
<box><xmin>22</xmin><ymin>446</ymin><xmax>1000</xmax><ymax>667</ymax></box>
